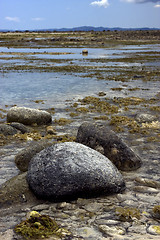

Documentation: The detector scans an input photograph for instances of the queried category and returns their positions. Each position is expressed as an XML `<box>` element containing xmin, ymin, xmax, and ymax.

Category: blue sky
<box><xmin>0</xmin><ymin>0</ymin><xmax>160</xmax><ymax>30</ymax></box>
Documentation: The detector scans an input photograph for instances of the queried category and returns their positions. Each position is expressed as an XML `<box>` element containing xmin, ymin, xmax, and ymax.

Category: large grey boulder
<box><xmin>27</xmin><ymin>142</ymin><xmax>125</xmax><ymax>201</ymax></box>
<box><xmin>7</xmin><ymin>107</ymin><xmax>52</xmax><ymax>125</ymax></box>
<box><xmin>15</xmin><ymin>140</ymin><xmax>52</xmax><ymax>172</ymax></box>
<box><xmin>76</xmin><ymin>122</ymin><xmax>142</xmax><ymax>171</ymax></box>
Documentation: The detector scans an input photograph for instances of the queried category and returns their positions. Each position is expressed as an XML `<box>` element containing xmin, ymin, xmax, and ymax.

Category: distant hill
<box><xmin>0</xmin><ymin>26</ymin><xmax>160</xmax><ymax>32</ymax></box>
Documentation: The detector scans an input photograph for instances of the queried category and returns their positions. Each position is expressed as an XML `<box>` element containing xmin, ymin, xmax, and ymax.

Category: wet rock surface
<box><xmin>27</xmin><ymin>142</ymin><xmax>125</xmax><ymax>201</ymax></box>
<box><xmin>76</xmin><ymin>122</ymin><xmax>142</xmax><ymax>171</ymax></box>
<box><xmin>7</xmin><ymin>107</ymin><xmax>52</xmax><ymax>125</ymax></box>
<box><xmin>0</xmin><ymin>124</ymin><xmax>20</xmax><ymax>136</ymax></box>
<box><xmin>15</xmin><ymin>140</ymin><xmax>52</xmax><ymax>172</ymax></box>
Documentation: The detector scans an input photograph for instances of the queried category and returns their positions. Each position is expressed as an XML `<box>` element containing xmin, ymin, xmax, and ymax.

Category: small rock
<box><xmin>32</xmin><ymin>204</ymin><xmax>49</xmax><ymax>211</ymax></box>
<box><xmin>136</xmin><ymin>113</ymin><xmax>157</xmax><ymax>123</ymax></box>
<box><xmin>147</xmin><ymin>225</ymin><xmax>160</xmax><ymax>235</ymax></box>
<box><xmin>9</xmin><ymin>122</ymin><xmax>30</xmax><ymax>134</ymax></box>
<box><xmin>46</xmin><ymin>126</ymin><xmax>56</xmax><ymax>134</ymax></box>
<box><xmin>0</xmin><ymin>123</ymin><xmax>19</xmax><ymax>136</ymax></box>
<box><xmin>82</xmin><ymin>49</ymin><xmax>88</xmax><ymax>55</ymax></box>
<box><xmin>15</xmin><ymin>140</ymin><xmax>52</xmax><ymax>172</ymax></box>
<box><xmin>99</xmin><ymin>225</ymin><xmax>126</xmax><ymax>237</ymax></box>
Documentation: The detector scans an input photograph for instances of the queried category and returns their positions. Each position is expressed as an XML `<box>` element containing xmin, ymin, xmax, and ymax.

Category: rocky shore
<box><xmin>0</xmin><ymin>31</ymin><xmax>160</xmax><ymax>239</ymax></box>
<box><xmin>0</xmin><ymin>106</ymin><xmax>160</xmax><ymax>240</ymax></box>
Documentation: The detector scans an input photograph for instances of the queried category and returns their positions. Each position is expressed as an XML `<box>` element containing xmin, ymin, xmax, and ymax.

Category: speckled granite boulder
<box><xmin>76</xmin><ymin>122</ymin><xmax>142</xmax><ymax>171</ymax></box>
<box><xmin>7</xmin><ymin>107</ymin><xmax>52</xmax><ymax>125</ymax></box>
<box><xmin>27</xmin><ymin>142</ymin><xmax>125</xmax><ymax>201</ymax></box>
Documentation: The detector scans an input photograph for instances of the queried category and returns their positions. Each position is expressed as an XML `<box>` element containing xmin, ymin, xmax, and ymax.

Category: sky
<box><xmin>0</xmin><ymin>0</ymin><xmax>160</xmax><ymax>30</ymax></box>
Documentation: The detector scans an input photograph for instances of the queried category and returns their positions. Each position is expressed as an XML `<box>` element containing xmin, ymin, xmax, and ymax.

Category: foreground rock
<box><xmin>15</xmin><ymin>140</ymin><xmax>52</xmax><ymax>172</ymax></box>
<box><xmin>76</xmin><ymin>122</ymin><xmax>142</xmax><ymax>171</ymax></box>
<box><xmin>7</xmin><ymin>106</ymin><xmax>52</xmax><ymax>125</ymax></box>
<box><xmin>27</xmin><ymin>142</ymin><xmax>125</xmax><ymax>201</ymax></box>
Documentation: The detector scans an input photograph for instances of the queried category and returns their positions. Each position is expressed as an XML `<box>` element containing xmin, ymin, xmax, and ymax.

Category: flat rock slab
<box><xmin>7</xmin><ymin>107</ymin><xmax>52</xmax><ymax>125</ymax></box>
<box><xmin>27</xmin><ymin>142</ymin><xmax>125</xmax><ymax>201</ymax></box>
<box><xmin>76</xmin><ymin>122</ymin><xmax>142</xmax><ymax>171</ymax></box>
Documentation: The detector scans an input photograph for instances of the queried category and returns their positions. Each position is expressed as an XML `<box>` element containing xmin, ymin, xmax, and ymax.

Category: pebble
<box><xmin>147</xmin><ymin>225</ymin><xmax>160</xmax><ymax>235</ymax></box>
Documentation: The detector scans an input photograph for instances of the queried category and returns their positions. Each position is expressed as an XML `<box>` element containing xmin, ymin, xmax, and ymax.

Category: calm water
<box><xmin>0</xmin><ymin>44</ymin><xmax>160</xmax><ymax>110</ymax></box>
<box><xmin>0</xmin><ymin>44</ymin><xmax>160</xmax><ymax>185</ymax></box>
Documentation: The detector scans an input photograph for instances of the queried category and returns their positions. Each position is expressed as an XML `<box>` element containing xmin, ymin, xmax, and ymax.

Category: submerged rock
<box><xmin>15</xmin><ymin>140</ymin><xmax>52</xmax><ymax>172</ymax></box>
<box><xmin>0</xmin><ymin>172</ymin><xmax>39</xmax><ymax>207</ymax></box>
<box><xmin>7</xmin><ymin>107</ymin><xmax>52</xmax><ymax>125</ymax></box>
<box><xmin>27</xmin><ymin>142</ymin><xmax>125</xmax><ymax>201</ymax></box>
<box><xmin>76</xmin><ymin>122</ymin><xmax>142</xmax><ymax>171</ymax></box>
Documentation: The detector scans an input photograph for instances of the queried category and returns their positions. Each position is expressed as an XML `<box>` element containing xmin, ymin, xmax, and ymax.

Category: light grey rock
<box><xmin>0</xmin><ymin>123</ymin><xmax>19</xmax><ymax>136</ymax></box>
<box><xmin>136</xmin><ymin>113</ymin><xmax>157</xmax><ymax>123</ymax></box>
<box><xmin>15</xmin><ymin>140</ymin><xmax>52</xmax><ymax>172</ymax></box>
<box><xmin>76</xmin><ymin>122</ymin><xmax>142</xmax><ymax>171</ymax></box>
<box><xmin>27</xmin><ymin>142</ymin><xmax>125</xmax><ymax>201</ymax></box>
<box><xmin>147</xmin><ymin>225</ymin><xmax>160</xmax><ymax>235</ymax></box>
<box><xmin>99</xmin><ymin>225</ymin><xmax>126</xmax><ymax>237</ymax></box>
<box><xmin>7</xmin><ymin>106</ymin><xmax>52</xmax><ymax>125</ymax></box>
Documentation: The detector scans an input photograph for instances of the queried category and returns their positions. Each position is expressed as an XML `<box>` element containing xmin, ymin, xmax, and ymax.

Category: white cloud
<box><xmin>90</xmin><ymin>0</ymin><xmax>109</xmax><ymax>8</ymax></box>
<box><xmin>154</xmin><ymin>3</ymin><xmax>160</xmax><ymax>7</ymax></box>
<box><xmin>5</xmin><ymin>16</ymin><xmax>20</xmax><ymax>22</ymax></box>
<box><xmin>31</xmin><ymin>17</ymin><xmax>44</xmax><ymax>21</ymax></box>
<box><xmin>122</xmin><ymin>0</ymin><xmax>160</xmax><ymax>3</ymax></box>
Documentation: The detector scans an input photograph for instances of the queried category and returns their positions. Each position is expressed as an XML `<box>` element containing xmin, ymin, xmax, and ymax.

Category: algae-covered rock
<box><xmin>15</xmin><ymin>140</ymin><xmax>52</xmax><ymax>172</ymax></box>
<box><xmin>14</xmin><ymin>211</ymin><xmax>71</xmax><ymax>239</ymax></box>
<box><xmin>76</xmin><ymin>122</ymin><xmax>142</xmax><ymax>171</ymax></box>
<box><xmin>27</xmin><ymin>142</ymin><xmax>125</xmax><ymax>201</ymax></box>
<box><xmin>0</xmin><ymin>172</ymin><xmax>39</xmax><ymax>207</ymax></box>
<box><xmin>7</xmin><ymin>106</ymin><xmax>52</xmax><ymax>125</ymax></box>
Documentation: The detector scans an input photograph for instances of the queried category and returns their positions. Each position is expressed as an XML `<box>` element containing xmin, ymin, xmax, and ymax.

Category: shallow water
<box><xmin>0</xmin><ymin>43</ymin><xmax>160</xmax><ymax>186</ymax></box>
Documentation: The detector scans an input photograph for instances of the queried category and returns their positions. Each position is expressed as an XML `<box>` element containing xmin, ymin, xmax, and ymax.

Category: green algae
<box><xmin>54</xmin><ymin>118</ymin><xmax>73</xmax><ymax>125</ymax></box>
<box><xmin>79</xmin><ymin>96</ymin><xmax>119</xmax><ymax>114</ymax></box>
<box><xmin>14</xmin><ymin>211</ymin><xmax>71</xmax><ymax>239</ymax></box>
<box><xmin>115</xmin><ymin>206</ymin><xmax>141</xmax><ymax>222</ymax></box>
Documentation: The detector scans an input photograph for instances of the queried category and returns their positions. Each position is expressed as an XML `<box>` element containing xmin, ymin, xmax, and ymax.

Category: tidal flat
<box><xmin>0</xmin><ymin>31</ymin><xmax>160</xmax><ymax>239</ymax></box>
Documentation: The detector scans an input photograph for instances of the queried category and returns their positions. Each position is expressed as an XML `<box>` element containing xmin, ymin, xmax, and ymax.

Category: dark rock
<box><xmin>15</xmin><ymin>140</ymin><xmax>52</xmax><ymax>172</ymax></box>
<box><xmin>76</xmin><ymin>122</ymin><xmax>142</xmax><ymax>171</ymax></box>
<box><xmin>27</xmin><ymin>142</ymin><xmax>125</xmax><ymax>201</ymax></box>
<box><xmin>7</xmin><ymin>107</ymin><xmax>52</xmax><ymax>125</ymax></box>
<box><xmin>10</xmin><ymin>122</ymin><xmax>30</xmax><ymax>134</ymax></box>
<box><xmin>0</xmin><ymin>124</ymin><xmax>19</xmax><ymax>136</ymax></box>
<box><xmin>0</xmin><ymin>173</ymin><xmax>39</xmax><ymax>208</ymax></box>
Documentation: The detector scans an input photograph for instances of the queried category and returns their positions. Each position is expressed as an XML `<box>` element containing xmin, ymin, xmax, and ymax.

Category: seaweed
<box><xmin>14</xmin><ymin>211</ymin><xmax>71</xmax><ymax>239</ymax></box>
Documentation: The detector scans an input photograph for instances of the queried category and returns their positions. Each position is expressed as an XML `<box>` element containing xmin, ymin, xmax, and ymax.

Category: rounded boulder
<box><xmin>27</xmin><ymin>142</ymin><xmax>125</xmax><ymax>201</ymax></box>
<box><xmin>7</xmin><ymin>107</ymin><xmax>52</xmax><ymax>125</ymax></box>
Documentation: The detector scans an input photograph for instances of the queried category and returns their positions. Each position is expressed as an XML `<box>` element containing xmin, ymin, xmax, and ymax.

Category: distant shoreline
<box><xmin>1</xmin><ymin>26</ymin><xmax>160</xmax><ymax>33</ymax></box>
